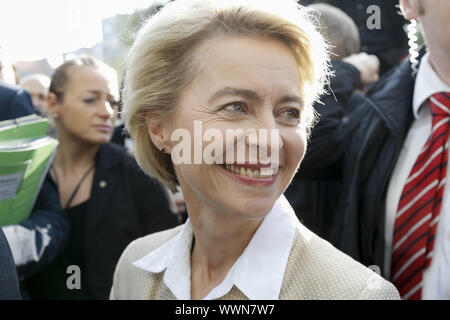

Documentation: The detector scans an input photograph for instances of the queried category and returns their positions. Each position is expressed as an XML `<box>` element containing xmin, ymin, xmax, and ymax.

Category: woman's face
<box><xmin>54</xmin><ymin>66</ymin><xmax>119</xmax><ymax>145</ymax></box>
<box><xmin>166</xmin><ymin>36</ymin><xmax>307</xmax><ymax>219</ymax></box>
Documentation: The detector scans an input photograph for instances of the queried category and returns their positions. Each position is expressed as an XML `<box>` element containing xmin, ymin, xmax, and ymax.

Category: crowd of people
<box><xmin>0</xmin><ymin>0</ymin><xmax>449</xmax><ymax>301</ymax></box>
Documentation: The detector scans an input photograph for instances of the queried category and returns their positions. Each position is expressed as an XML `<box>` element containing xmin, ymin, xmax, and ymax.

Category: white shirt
<box><xmin>133</xmin><ymin>195</ymin><xmax>298</xmax><ymax>300</ymax></box>
<box><xmin>384</xmin><ymin>53</ymin><xmax>450</xmax><ymax>299</ymax></box>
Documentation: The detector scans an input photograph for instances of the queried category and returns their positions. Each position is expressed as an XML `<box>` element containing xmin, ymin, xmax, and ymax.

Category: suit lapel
<box><xmin>84</xmin><ymin>144</ymin><xmax>121</xmax><ymax>260</ymax></box>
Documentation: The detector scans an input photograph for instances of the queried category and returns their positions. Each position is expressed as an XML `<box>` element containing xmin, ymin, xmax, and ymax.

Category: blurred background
<box><xmin>0</xmin><ymin>0</ymin><xmax>169</xmax><ymax>85</ymax></box>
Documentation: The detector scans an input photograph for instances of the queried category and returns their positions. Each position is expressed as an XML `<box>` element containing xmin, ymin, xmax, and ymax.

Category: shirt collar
<box><xmin>133</xmin><ymin>218</ymin><xmax>194</xmax><ymax>300</ymax></box>
<box><xmin>413</xmin><ymin>52</ymin><xmax>450</xmax><ymax>118</ymax></box>
<box><xmin>133</xmin><ymin>194</ymin><xmax>298</xmax><ymax>300</ymax></box>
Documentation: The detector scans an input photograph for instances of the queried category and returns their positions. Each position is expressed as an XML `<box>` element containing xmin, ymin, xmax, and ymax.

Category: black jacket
<box><xmin>323</xmin><ymin>52</ymin><xmax>423</xmax><ymax>275</ymax></box>
<box><xmin>0</xmin><ymin>82</ymin><xmax>34</xmax><ymax>120</ymax></box>
<box><xmin>25</xmin><ymin>143</ymin><xmax>179</xmax><ymax>299</ymax></box>
<box><xmin>0</xmin><ymin>228</ymin><xmax>21</xmax><ymax>299</ymax></box>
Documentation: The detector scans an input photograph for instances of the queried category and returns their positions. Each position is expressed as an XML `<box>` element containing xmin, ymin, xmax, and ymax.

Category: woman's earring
<box><xmin>161</xmin><ymin>147</ymin><xmax>165</xmax><ymax>153</ymax></box>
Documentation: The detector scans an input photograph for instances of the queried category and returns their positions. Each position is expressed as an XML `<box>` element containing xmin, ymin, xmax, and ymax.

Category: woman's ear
<box><xmin>400</xmin><ymin>0</ymin><xmax>420</xmax><ymax>21</ymax></box>
<box><xmin>47</xmin><ymin>92</ymin><xmax>60</xmax><ymax>118</ymax></box>
<box><xmin>146</xmin><ymin>110</ymin><xmax>170</xmax><ymax>152</ymax></box>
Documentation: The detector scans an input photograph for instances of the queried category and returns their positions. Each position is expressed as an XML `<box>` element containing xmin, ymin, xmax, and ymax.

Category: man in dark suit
<box><xmin>0</xmin><ymin>81</ymin><xmax>69</xmax><ymax>289</ymax></box>
<box><xmin>298</xmin><ymin>0</ymin><xmax>450</xmax><ymax>299</ymax></box>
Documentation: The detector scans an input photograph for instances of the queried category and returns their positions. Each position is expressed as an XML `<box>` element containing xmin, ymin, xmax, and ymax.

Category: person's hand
<box><xmin>343</xmin><ymin>52</ymin><xmax>380</xmax><ymax>85</ymax></box>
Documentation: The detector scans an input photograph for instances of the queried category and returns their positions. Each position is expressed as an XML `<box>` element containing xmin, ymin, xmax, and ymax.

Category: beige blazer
<box><xmin>110</xmin><ymin>223</ymin><xmax>399</xmax><ymax>300</ymax></box>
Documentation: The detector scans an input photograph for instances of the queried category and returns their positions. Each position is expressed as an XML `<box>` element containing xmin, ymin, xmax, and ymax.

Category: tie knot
<box><xmin>429</xmin><ymin>92</ymin><xmax>450</xmax><ymax>118</ymax></box>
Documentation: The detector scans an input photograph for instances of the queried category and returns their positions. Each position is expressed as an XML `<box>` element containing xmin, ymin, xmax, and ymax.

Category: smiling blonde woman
<box><xmin>110</xmin><ymin>0</ymin><xmax>399</xmax><ymax>300</ymax></box>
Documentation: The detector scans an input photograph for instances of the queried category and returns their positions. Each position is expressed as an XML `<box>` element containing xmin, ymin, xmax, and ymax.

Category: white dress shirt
<box><xmin>384</xmin><ymin>52</ymin><xmax>450</xmax><ymax>299</ymax></box>
<box><xmin>133</xmin><ymin>195</ymin><xmax>298</xmax><ymax>300</ymax></box>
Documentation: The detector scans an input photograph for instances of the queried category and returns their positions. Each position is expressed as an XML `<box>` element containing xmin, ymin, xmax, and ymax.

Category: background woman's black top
<box><xmin>23</xmin><ymin>200</ymin><xmax>92</xmax><ymax>300</ymax></box>
<box><xmin>23</xmin><ymin>143</ymin><xmax>179</xmax><ymax>299</ymax></box>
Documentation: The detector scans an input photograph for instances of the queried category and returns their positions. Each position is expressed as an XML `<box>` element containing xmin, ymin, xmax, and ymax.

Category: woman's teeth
<box><xmin>224</xmin><ymin>164</ymin><xmax>274</xmax><ymax>178</ymax></box>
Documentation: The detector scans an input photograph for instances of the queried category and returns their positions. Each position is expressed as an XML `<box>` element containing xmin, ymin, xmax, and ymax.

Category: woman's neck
<box><xmin>185</xmin><ymin>188</ymin><xmax>264</xmax><ymax>298</ymax></box>
<box><xmin>190</xmin><ymin>211</ymin><xmax>261</xmax><ymax>271</ymax></box>
<box><xmin>54</xmin><ymin>129</ymin><xmax>99</xmax><ymax>173</ymax></box>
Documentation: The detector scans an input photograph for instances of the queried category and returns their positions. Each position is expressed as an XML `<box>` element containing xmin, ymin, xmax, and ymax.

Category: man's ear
<box><xmin>146</xmin><ymin>110</ymin><xmax>170</xmax><ymax>152</ymax></box>
<box><xmin>400</xmin><ymin>0</ymin><xmax>420</xmax><ymax>20</ymax></box>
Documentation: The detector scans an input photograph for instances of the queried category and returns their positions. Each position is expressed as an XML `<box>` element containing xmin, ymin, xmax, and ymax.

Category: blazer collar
<box><xmin>84</xmin><ymin>143</ymin><xmax>121</xmax><ymax>259</ymax></box>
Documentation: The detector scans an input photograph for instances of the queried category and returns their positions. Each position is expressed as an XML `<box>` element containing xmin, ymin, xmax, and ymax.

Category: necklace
<box><xmin>51</xmin><ymin>164</ymin><xmax>95</xmax><ymax>209</ymax></box>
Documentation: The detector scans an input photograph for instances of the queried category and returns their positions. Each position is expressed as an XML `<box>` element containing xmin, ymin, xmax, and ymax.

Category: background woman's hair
<box><xmin>49</xmin><ymin>54</ymin><xmax>117</xmax><ymax>102</ymax></box>
<box><xmin>122</xmin><ymin>0</ymin><xmax>330</xmax><ymax>192</ymax></box>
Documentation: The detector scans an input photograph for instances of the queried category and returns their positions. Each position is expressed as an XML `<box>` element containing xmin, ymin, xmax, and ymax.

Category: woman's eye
<box><xmin>83</xmin><ymin>97</ymin><xmax>97</xmax><ymax>104</ymax></box>
<box><xmin>108</xmin><ymin>100</ymin><xmax>120</xmax><ymax>112</ymax></box>
<box><xmin>278</xmin><ymin>108</ymin><xmax>301</xmax><ymax>124</ymax></box>
<box><xmin>223</xmin><ymin>103</ymin><xmax>245</xmax><ymax>113</ymax></box>
<box><xmin>108</xmin><ymin>99</ymin><xmax>119</xmax><ymax>107</ymax></box>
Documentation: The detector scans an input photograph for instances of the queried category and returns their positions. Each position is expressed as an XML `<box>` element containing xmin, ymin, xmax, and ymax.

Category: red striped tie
<box><xmin>391</xmin><ymin>92</ymin><xmax>450</xmax><ymax>300</ymax></box>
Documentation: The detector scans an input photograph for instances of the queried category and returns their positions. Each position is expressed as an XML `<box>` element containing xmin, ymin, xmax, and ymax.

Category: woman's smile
<box><xmin>219</xmin><ymin>162</ymin><xmax>279</xmax><ymax>186</ymax></box>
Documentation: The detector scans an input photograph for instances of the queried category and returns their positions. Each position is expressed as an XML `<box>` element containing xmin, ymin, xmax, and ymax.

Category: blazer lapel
<box><xmin>84</xmin><ymin>144</ymin><xmax>121</xmax><ymax>260</ymax></box>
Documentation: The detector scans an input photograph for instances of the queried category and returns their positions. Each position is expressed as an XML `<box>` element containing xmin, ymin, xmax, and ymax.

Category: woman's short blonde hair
<box><xmin>122</xmin><ymin>0</ymin><xmax>330</xmax><ymax>192</ymax></box>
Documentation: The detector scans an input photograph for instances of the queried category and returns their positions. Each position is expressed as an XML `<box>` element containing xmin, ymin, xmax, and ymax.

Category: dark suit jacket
<box><xmin>0</xmin><ymin>228</ymin><xmax>21</xmax><ymax>300</ymax></box>
<box><xmin>0</xmin><ymin>82</ymin><xmax>34</xmax><ymax>119</ymax></box>
<box><xmin>25</xmin><ymin>143</ymin><xmax>179</xmax><ymax>299</ymax></box>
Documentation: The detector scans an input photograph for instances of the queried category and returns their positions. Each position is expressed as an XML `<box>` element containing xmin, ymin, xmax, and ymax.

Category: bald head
<box><xmin>20</xmin><ymin>74</ymin><xmax>51</xmax><ymax>113</ymax></box>
<box><xmin>310</xmin><ymin>3</ymin><xmax>360</xmax><ymax>59</ymax></box>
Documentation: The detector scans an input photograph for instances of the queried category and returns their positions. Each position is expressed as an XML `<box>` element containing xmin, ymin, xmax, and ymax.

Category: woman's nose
<box><xmin>98</xmin><ymin>100</ymin><xmax>115</xmax><ymax>118</ymax></box>
<box><xmin>247</xmin><ymin>112</ymin><xmax>283</xmax><ymax>160</ymax></box>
